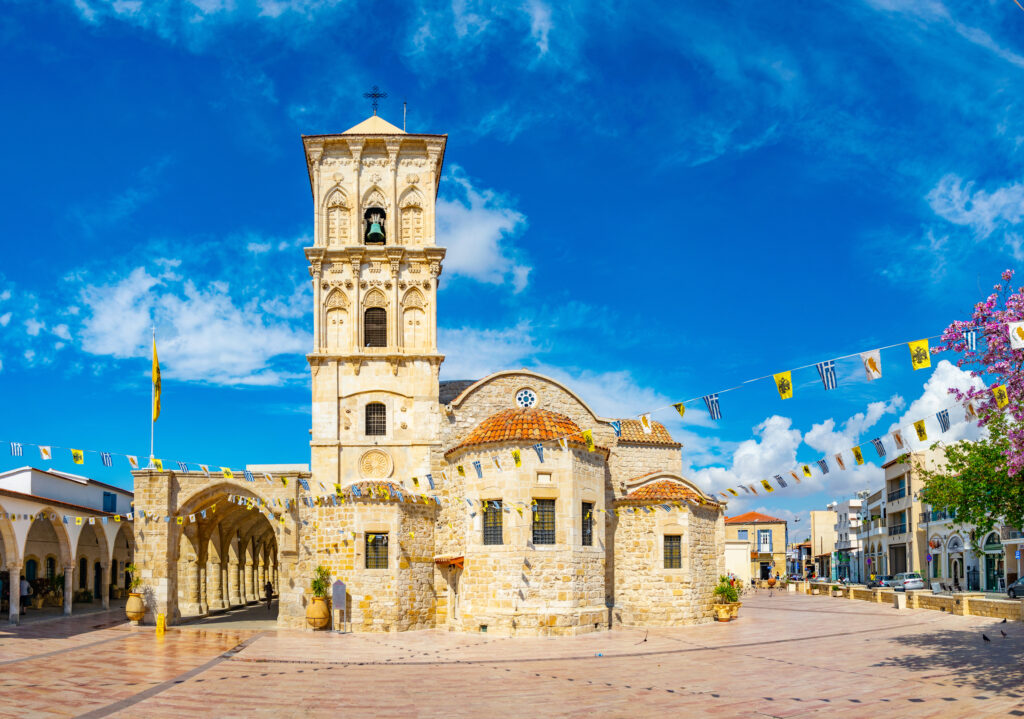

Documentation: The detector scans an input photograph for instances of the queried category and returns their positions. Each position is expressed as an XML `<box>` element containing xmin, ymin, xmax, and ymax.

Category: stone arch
<box><xmin>364</xmin><ymin>291</ymin><xmax>388</xmax><ymax>348</ymax></box>
<box><xmin>27</xmin><ymin>508</ymin><xmax>74</xmax><ymax>570</ymax></box>
<box><xmin>364</xmin><ymin>288</ymin><xmax>387</xmax><ymax>309</ymax></box>
<box><xmin>402</xmin><ymin>288</ymin><xmax>427</xmax><ymax>349</ymax></box>
<box><xmin>0</xmin><ymin>501</ymin><xmax>20</xmax><ymax>567</ymax></box>
<box><xmin>323</xmin><ymin>189</ymin><xmax>351</xmax><ymax>246</ymax></box>
<box><xmin>399</xmin><ymin>188</ymin><xmax>425</xmax><ymax>246</ymax></box>
<box><xmin>449</xmin><ymin>369</ymin><xmax>610</xmax><ymax>424</ymax></box>
<box><xmin>362</xmin><ymin>186</ymin><xmax>388</xmax><ymax>210</ymax></box>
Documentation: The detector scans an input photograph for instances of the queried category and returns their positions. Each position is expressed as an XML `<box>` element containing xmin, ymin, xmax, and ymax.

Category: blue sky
<box><xmin>1</xmin><ymin>0</ymin><xmax>1022</xmax><ymax>534</ymax></box>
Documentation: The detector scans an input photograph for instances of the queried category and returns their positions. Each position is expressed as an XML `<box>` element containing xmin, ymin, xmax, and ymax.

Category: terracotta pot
<box><xmin>729</xmin><ymin>602</ymin><xmax>741</xmax><ymax>619</ymax></box>
<box><xmin>713</xmin><ymin>603</ymin><xmax>733</xmax><ymax>622</ymax></box>
<box><xmin>306</xmin><ymin>596</ymin><xmax>331</xmax><ymax>630</ymax></box>
<box><xmin>767</xmin><ymin>578</ymin><xmax>777</xmax><ymax>588</ymax></box>
<box><xmin>125</xmin><ymin>592</ymin><xmax>145</xmax><ymax>622</ymax></box>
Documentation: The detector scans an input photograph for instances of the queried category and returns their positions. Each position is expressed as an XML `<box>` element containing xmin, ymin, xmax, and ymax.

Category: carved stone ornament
<box><xmin>364</xmin><ymin>289</ymin><xmax>387</xmax><ymax>308</ymax></box>
<box><xmin>406</xmin><ymin>173</ymin><xmax>420</xmax><ymax>184</ymax></box>
<box><xmin>370</xmin><ymin>171</ymin><xmax>382</xmax><ymax>184</ymax></box>
<box><xmin>403</xmin><ymin>289</ymin><xmax>425</xmax><ymax>308</ymax></box>
<box><xmin>325</xmin><ymin>290</ymin><xmax>348</xmax><ymax>309</ymax></box>
<box><xmin>421</xmin><ymin>280</ymin><xmax>430</xmax><ymax>289</ymax></box>
<box><xmin>345</xmin><ymin>280</ymin><xmax>354</xmax><ymax>289</ymax></box>
<box><xmin>359</xmin><ymin>449</ymin><xmax>393</xmax><ymax>479</ymax></box>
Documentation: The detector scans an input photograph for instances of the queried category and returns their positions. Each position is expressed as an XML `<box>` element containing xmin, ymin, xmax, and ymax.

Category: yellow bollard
<box><xmin>156</xmin><ymin>613</ymin><xmax>166</xmax><ymax>636</ymax></box>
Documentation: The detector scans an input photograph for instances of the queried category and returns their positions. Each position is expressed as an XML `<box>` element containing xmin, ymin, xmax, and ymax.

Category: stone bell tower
<box><xmin>303</xmin><ymin>114</ymin><xmax>447</xmax><ymax>489</ymax></box>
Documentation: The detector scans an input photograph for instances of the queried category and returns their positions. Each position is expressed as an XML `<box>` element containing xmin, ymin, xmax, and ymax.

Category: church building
<box><xmin>131</xmin><ymin>114</ymin><xmax>725</xmax><ymax>635</ymax></box>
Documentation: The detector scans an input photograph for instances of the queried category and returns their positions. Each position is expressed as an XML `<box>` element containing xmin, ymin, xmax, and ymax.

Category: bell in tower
<box><xmin>364</xmin><ymin>207</ymin><xmax>386</xmax><ymax>244</ymax></box>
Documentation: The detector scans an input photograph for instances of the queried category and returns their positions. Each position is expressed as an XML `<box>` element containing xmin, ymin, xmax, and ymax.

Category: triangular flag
<box><xmin>673</xmin><ymin>402</ymin><xmax>685</xmax><ymax>418</ymax></box>
<box><xmin>557</xmin><ymin>438</ymin><xmax>568</xmax><ymax>451</ymax></box>
<box><xmin>773</xmin><ymin>371</ymin><xmax>793</xmax><ymax>399</ymax></box>
<box><xmin>909</xmin><ymin>339</ymin><xmax>931</xmax><ymax>370</ymax></box>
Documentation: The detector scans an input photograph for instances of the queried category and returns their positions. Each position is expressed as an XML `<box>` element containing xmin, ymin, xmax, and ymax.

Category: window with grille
<box><xmin>664</xmin><ymin>535</ymin><xmax>682</xmax><ymax>569</ymax></box>
<box><xmin>46</xmin><ymin>557</ymin><xmax>56</xmax><ymax>580</ymax></box>
<box><xmin>364</xmin><ymin>307</ymin><xmax>387</xmax><ymax>347</ymax></box>
<box><xmin>483</xmin><ymin>500</ymin><xmax>503</xmax><ymax>545</ymax></box>
<box><xmin>532</xmin><ymin>498</ymin><xmax>555</xmax><ymax>545</ymax></box>
<box><xmin>366</xmin><ymin>533</ymin><xmax>388</xmax><ymax>569</ymax></box>
<box><xmin>581</xmin><ymin>502</ymin><xmax>593</xmax><ymax>546</ymax></box>
<box><xmin>103</xmin><ymin>491</ymin><xmax>116</xmax><ymax>512</ymax></box>
<box><xmin>365</xmin><ymin>403</ymin><xmax>386</xmax><ymax>436</ymax></box>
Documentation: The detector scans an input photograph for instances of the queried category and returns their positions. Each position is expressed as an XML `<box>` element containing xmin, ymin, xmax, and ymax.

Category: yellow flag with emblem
<box><xmin>773</xmin><ymin>371</ymin><xmax>793</xmax><ymax>400</ymax></box>
<box><xmin>152</xmin><ymin>335</ymin><xmax>161</xmax><ymax>421</ymax></box>
<box><xmin>71</xmin><ymin>449</ymin><xmax>84</xmax><ymax>464</ymax></box>
<box><xmin>993</xmin><ymin>384</ymin><xmax>1009</xmax><ymax>408</ymax></box>
<box><xmin>511</xmin><ymin>450</ymin><xmax>522</xmax><ymax>468</ymax></box>
<box><xmin>852</xmin><ymin>446</ymin><xmax>864</xmax><ymax>465</ymax></box>
<box><xmin>914</xmin><ymin>419</ymin><xmax>928</xmax><ymax>441</ymax></box>
<box><xmin>908</xmin><ymin>339</ymin><xmax>931</xmax><ymax>370</ymax></box>
<box><xmin>583</xmin><ymin>430</ymin><xmax>595</xmax><ymax>452</ymax></box>
<box><xmin>760</xmin><ymin>479</ymin><xmax>774</xmax><ymax>492</ymax></box>
<box><xmin>673</xmin><ymin>402</ymin><xmax>685</xmax><ymax>418</ymax></box>
<box><xmin>802</xmin><ymin>464</ymin><xmax>812</xmax><ymax>477</ymax></box>
<box><xmin>457</xmin><ymin>464</ymin><xmax>466</xmax><ymax>476</ymax></box>
<box><xmin>221</xmin><ymin>467</ymin><xmax>233</xmax><ymax>479</ymax></box>
<box><xmin>152</xmin><ymin>458</ymin><xmax>163</xmax><ymax>471</ymax></box>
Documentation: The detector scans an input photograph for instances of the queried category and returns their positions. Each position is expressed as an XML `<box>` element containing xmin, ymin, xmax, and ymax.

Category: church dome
<box><xmin>445</xmin><ymin>408</ymin><xmax>597</xmax><ymax>457</ymax></box>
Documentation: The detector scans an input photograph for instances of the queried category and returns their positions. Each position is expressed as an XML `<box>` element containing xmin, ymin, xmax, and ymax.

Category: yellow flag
<box><xmin>75</xmin><ymin>517</ymin><xmax>83</xmax><ymax>526</ymax></box>
<box><xmin>727</xmin><ymin>488</ymin><xmax>738</xmax><ymax>496</ymax></box>
<box><xmin>152</xmin><ymin>336</ymin><xmax>161</xmax><ymax>421</ymax></box>
<box><xmin>773</xmin><ymin>371</ymin><xmax>793</xmax><ymax>400</ymax></box>
<box><xmin>152</xmin><ymin>458</ymin><xmax>163</xmax><ymax>471</ymax></box>
<box><xmin>71</xmin><ymin>449</ymin><xmax>84</xmax><ymax>465</ymax></box>
<box><xmin>802</xmin><ymin>464</ymin><xmax>812</xmax><ymax>477</ymax></box>
<box><xmin>908</xmin><ymin>339</ymin><xmax>931</xmax><ymax>370</ymax></box>
<box><xmin>993</xmin><ymin>384</ymin><xmax>1010</xmax><ymax>408</ymax></box>
<box><xmin>511</xmin><ymin>450</ymin><xmax>521</xmax><ymax>468</ymax></box>
<box><xmin>176</xmin><ymin>516</ymin><xmax>183</xmax><ymax>525</ymax></box>
<box><xmin>457</xmin><ymin>464</ymin><xmax>466</xmax><ymax>476</ymax></box>
<box><xmin>673</xmin><ymin>402</ymin><xmax>685</xmax><ymax>418</ymax></box>
<box><xmin>515</xmin><ymin>505</ymin><xmax>523</xmax><ymax>516</ymax></box>
<box><xmin>583</xmin><ymin>430</ymin><xmax>595</xmax><ymax>452</ymax></box>
<box><xmin>221</xmin><ymin>467</ymin><xmax>234</xmax><ymax>479</ymax></box>
<box><xmin>851</xmin><ymin>447</ymin><xmax>864</xmax><ymax>465</ymax></box>
<box><xmin>760</xmin><ymin>479</ymin><xmax>774</xmax><ymax>492</ymax></box>
<box><xmin>914</xmin><ymin>419</ymin><xmax>928</xmax><ymax>441</ymax></box>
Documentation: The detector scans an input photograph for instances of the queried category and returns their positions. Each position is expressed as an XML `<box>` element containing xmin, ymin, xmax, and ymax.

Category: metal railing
<box><xmin>887</xmin><ymin>487</ymin><xmax>906</xmax><ymax>502</ymax></box>
<box><xmin>888</xmin><ymin>524</ymin><xmax>907</xmax><ymax>536</ymax></box>
<box><xmin>920</xmin><ymin>509</ymin><xmax>955</xmax><ymax>523</ymax></box>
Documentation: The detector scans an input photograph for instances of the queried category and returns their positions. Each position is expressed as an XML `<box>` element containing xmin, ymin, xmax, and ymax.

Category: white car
<box><xmin>892</xmin><ymin>572</ymin><xmax>925</xmax><ymax>591</ymax></box>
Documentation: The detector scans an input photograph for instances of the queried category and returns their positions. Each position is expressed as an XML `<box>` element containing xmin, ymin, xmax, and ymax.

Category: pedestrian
<box><xmin>264</xmin><ymin>579</ymin><xmax>274</xmax><ymax>612</ymax></box>
<box><xmin>19</xmin><ymin>575</ymin><xmax>32</xmax><ymax>615</ymax></box>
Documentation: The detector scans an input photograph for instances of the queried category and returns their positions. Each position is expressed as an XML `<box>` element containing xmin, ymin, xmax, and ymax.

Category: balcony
<box><xmin>920</xmin><ymin>509</ymin><xmax>955</xmax><ymax>523</ymax></box>
<box><xmin>887</xmin><ymin>487</ymin><xmax>906</xmax><ymax>502</ymax></box>
<box><xmin>1001</xmin><ymin>526</ymin><xmax>1024</xmax><ymax>541</ymax></box>
<box><xmin>888</xmin><ymin>523</ymin><xmax>907</xmax><ymax>536</ymax></box>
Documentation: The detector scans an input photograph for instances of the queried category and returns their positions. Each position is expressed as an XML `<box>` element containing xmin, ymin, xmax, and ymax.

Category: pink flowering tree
<box><xmin>934</xmin><ymin>269</ymin><xmax>1021</xmax><ymax>471</ymax></box>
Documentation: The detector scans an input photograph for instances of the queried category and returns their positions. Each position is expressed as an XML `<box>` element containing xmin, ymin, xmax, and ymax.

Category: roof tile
<box><xmin>617</xmin><ymin>419</ymin><xmax>681</xmax><ymax>448</ymax></box>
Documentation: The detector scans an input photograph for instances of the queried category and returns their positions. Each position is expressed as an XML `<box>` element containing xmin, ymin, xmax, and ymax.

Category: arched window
<box><xmin>365</xmin><ymin>403</ymin><xmax>386</xmax><ymax>436</ymax></box>
<box><xmin>364</xmin><ymin>206</ymin><xmax>386</xmax><ymax>244</ymax></box>
<box><xmin>364</xmin><ymin>308</ymin><xmax>387</xmax><ymax>347</ymax></box>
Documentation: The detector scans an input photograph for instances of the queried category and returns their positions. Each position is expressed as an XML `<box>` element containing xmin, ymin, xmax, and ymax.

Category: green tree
<box><xmin>916</xmin><ymin>411</ymin><xmax>1024</xmax><ymax>551</ymax></box>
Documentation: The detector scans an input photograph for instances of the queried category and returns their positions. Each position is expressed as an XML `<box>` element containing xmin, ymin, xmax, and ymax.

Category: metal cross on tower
<box><xmin>363</xmin><ymin>86</ymin><xmax>388</xmax><ymax>115</ymax></box>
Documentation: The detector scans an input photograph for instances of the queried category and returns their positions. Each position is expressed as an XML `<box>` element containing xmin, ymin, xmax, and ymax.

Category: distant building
<box><xmin>808</xmin><ymin>509</ymin><xmax>837</xmax><ymax>579</ymax></box>
<box><xmin>830</xmin><ymin>498</ymin><xmax>864</xmax><ymax>583</ymax></box>
<box><xmin>725</xmin><ymin>511</ymin><xmax>787</xmax><ymax>580</ymax></box>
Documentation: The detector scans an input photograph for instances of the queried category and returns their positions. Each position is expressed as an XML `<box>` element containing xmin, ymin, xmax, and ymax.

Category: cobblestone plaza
<box><xmin>2</xmin><ymin>592</ymin><xmax>1023</xmax><ymax>717</ymax></box>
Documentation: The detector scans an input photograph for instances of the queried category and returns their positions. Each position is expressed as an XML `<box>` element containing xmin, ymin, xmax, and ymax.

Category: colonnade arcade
<box><xmin>0</xmin><ymin>498</ymin><xmax>134</xmax><ymax>624</ymax></box>
<box><xmin>172</xmin><ymin>484</ymin><xmax>279</xmax><ymax>619</ymax></box>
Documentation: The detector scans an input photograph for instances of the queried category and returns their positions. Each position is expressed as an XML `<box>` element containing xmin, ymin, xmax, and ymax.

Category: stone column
<box><xmin>199</xmin><ymin>565</ymin><xmax>208</xmax><ymax>614</ymax></box>
<box><xmin>185</xmin><ymin>560</ymin><xmax>200</xmax><ymax>615</ymax></box>
<box><xmin>208</xmin><ymin>561</ymin><xmax>223</xmax><ymax>610</ymax></box>
<box><xmin>8</xmin><ymin>564</ymin><xmax>21</xmax><ymax>625</ymax></box>
<box><xmin>101</xmin><ymin>563</ymin><xmax>111</xmax><ymax>610</ymax></box>
<box><xmin>63</xmin><ymin>566</ymin><xmax>74</xmax><ymax>616</ymax></box>
<box><xmin>228</xmin><ymin>560</ymin><xmax>241</xmax><ymax>606</ymax></box>
<box><xmin>246</xmin><ymin>560</ymin><xmax>256</xmax><ymax>603</ymax></box>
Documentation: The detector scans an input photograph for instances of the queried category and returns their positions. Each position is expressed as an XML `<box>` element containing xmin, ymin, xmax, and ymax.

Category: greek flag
<box><xmin>177</xmin><ymin>461</ymin><xmax>188</xmax><ymax>472</ymax></box>
<box><xmin>870</xmin><ymin>437</ymin><xmax>886</xmax><ymax>458</ymax></box>
<box><xmin>703</xmin><ymin>394</ymin><xmax>722</xmax><ymax>420</ymax></box>
<box><xmin>243</xmin><ymin>469</ymin><xmax>255</xmax><ymax>482</ymax></box>
<box><xmin>101</xmin><ymin>452</ymin><xmax>112</xmax><ymax>467</ymax></box>
<box><xmin>395</xmin><ymin>490</ymin><xmax>404</xmax><ymax>502</ymax></box>
<box><xmin>937</xmin><ymin>409</ymin><xmax>951</xmax><ymax>433</ymax></box>
<box><xmin>10</xmin><ymin>442</ymin><xmax>22</xmax><ymax>457</ymax></box>
<box><xmin>816</xmin><ymin>360</ymin><xmax>837</xmax><ymax>390</ymax></box>
<box><xmin>472</xmin><ymin>460</ymin><xmax>483</xmax><ymax>478</ymax></box>
<box><xmin>299</xmin><ymin>478</ymin><xmax>310</xmax><ymax>490</ymax></box>
<box><xmin>817</xmin><ymin>459</ymin><xmax>829</xmax><ymax>475</ymax></box>
<box><xmin>774</xmin><ymin>474</ymin><xmax>787</xmax><ymax>488</ymax></box>
<box><xmin>609</xmin><ymin>420</ymin><xmax>621</xmax><ymax>438</ymax></box>
<box><xmin>426</xmin><ymin>473</ymin><xmax>435</xmax><ymax>489</ymax></box>
<box><xmin>533</xmin><ymin>443</ymin><xmax>544</xmax><ymax>462</ymax></box>
<box><xmin>964</xmin><ymin>330</ymin><xmax>977</xmax><ymax>352</ymax></box>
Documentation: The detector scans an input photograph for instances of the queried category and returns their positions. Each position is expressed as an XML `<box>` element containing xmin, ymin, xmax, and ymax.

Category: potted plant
<box><xmin>712</xmin><ymin>579</ymin><xmax>741</xmax><ymax>621</ymax></box>
<box><xmin>831</xmin><ymin>584</ymin><xmax>844</xmax><ymax>597</ymax></box>
<box><xmin>767</xmin><ymin>575</ymin><xmax>777</xmax><ymax>589</ymax></box>
<box><xmin>306</xmin><ymin>565</ymin><xmax>332</xmax><ymax>629</ymax></box>
<box><xmin>124</xmin><ymin>563</ymin><xmax>145</xmax><ymax>622</ymax></box>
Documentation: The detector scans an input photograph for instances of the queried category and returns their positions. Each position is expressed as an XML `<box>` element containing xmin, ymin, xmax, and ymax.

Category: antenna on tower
<box><xmin>403</xmin><ymin>100</ymin><xmax>407</xmax><ymax>131</ymax></box>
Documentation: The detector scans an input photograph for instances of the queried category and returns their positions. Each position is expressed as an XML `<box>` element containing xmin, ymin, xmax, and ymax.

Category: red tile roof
<box><xmin>620</xmin><ymin>479</ymin><xmax>707</xmax><ymax>503</ymax></box>
<box><xmin>725</xmin><ymin>511</ymin><xmax>787</xmax><ymax>524</ymax></box>
<box><xmin>617</xmin><ymin>419</ymin><xmax>681</xmax><ymax>448</ymax></box>
<box><xmin>445</xmin><ymin>408</ymin><xmax>607</xmax><ymax>457</ymax></box>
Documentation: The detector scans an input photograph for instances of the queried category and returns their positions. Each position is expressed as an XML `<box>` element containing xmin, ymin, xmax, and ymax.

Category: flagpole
<box><xmin>150</xmin><ymin>326</ymin><xmax>155</xmax><ymax>464</ymax></box>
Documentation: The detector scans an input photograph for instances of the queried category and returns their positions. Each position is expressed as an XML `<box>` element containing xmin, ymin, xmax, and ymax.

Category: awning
<box><xmin>434</xmin><ymin>555</ymin><xmax>464</xmax><ymax>568</ymax></box>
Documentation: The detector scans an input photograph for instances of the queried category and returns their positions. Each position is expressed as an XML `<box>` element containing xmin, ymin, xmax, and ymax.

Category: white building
<box><xmin>831</xmin><ymin>497</ymin><xmax>864</xmax><ymax>583</ymax></box>
<box><xmin>0</xmin><ymin>467</ymin><xmax>134</xmax><ymax>624</ymax></box>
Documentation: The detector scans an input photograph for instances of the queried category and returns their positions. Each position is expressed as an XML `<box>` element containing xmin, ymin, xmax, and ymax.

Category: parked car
<box><xmin>892</xmin><ymin>572</ymin><xmax>925</xmax><ymax>591</ymax></box>
<box><xmin>866</xmin><ymin>575</ymin><xmax>894</xmax><ymax>588</ymax></box>
<box><xmin>1007</xmin><ymin>577</ymin><xmax>1024</xmax><ymax>599</ymax></box>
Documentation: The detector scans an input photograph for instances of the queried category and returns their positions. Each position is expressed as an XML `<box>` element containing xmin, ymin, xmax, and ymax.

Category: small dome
<box><xmin>446</xmin><ymin>408</ymin><xmax>591</xmax><ymax>457</ymax></box>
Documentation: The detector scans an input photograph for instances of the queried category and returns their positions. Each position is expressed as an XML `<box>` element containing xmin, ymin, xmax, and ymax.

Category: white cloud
<box><xmin>927</xmin><ymin>173</ymin><xmax>1024</xmax><ymax>238</ymax></box>
<box><xmin>693</xmin><ymin>415</ymin><xmax>802</xmax><ymax>497</ymax></box>
<box><xmin>23</xmin><ymin>350</ymin><xmax>35</xmax><ymax>363</ymax></box>
<box><xmin>439</xmin><ymin>322</ymin><xmax>539</xmax><ymax>380</ymax></box>
<box><xmin>0</xmin><ymin>290</ymin><xmax>10</xmax><ymax>302</ymax></box>
<box><xmin>76</xmin><ymin>265</ymin><xmax>309</xmax><ymax>386</ymax></box>
<box><xmin>52</xmin><ymin>324</ymin><xmax>72</xmax><ymax>341</ymax></box>
<box><xmin>25</xmin><ymin>319</ymin><xmax>44</xmax><ymax>337</ymax></box>
<box><xmin>0</xmin><ymin>313</ymin><xmax>10</xmax><ymax>327</ymax></box>
<box><xmin>436</xmin><ymin>167</ymin><xmax>531</xmax><ymax>291</ymax></box>
<box><xmin>247</xmin><ymin>241</ymin><xmax>273</xmax><ymax>254</ymax></box>
<box><xmin>524</xmin><ymin>0</ymin><xmax>552</xmax><ymax>55</ymax></box>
